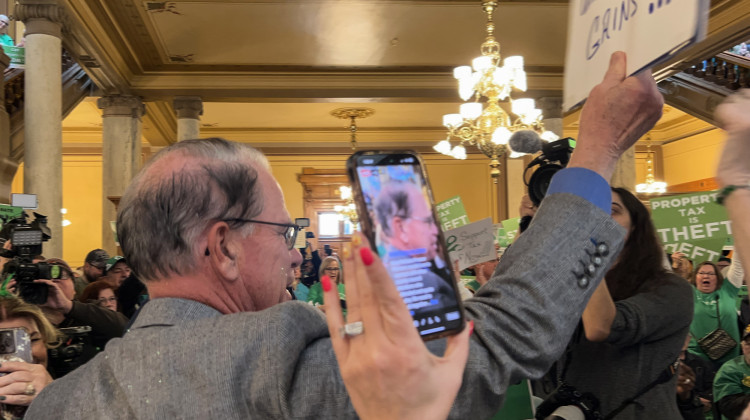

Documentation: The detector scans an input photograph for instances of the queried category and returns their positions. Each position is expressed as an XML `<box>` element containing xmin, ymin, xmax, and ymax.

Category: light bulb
<box><xmin>512</xmin><ymin>98</ymin><xmax>535</xmax><ymax>116</ymax></box>
<box><xmin>451</xmin><ymin>145</ymin><xmax>467</xmax><ymax>160</ymax></box>
<box><xmin>472</xmin><ymin>56</ymin><xmax>493</xmax><ymax>71</ymax></box>
<box><xmin>443</xmin><ymin>114</ymin><xmax>463</xmax><ymax>128</ymax></box>
<box><xmin>504</xmin><ymin>56</ymin><xmax>524</xmax><ymax>70</ymax></box>
<box><xmin>453</xmin><ymin>66</ymin><xmax>472</xmax><ymax>80</ymax></box>
<box><xmin>460</xmin><ymin>103</ymin><xmax>482</xmax><ymax>120</ymax></box>
<box><xmin>433</xmin><ymin>140</ymin><xmax>453</xmax><ymax>155</ymax></box>
<box><xmin>491</xmin><ymin>127</ymin><xmax>512</xmax><ymax>145</ymax></box>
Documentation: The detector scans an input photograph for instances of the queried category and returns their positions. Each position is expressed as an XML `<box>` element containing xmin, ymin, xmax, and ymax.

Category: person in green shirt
<box><xmin>714</xmin><ymin>325</ymin><xmax>750</xmax><ymax>420</ymax></box>
<box><xmin>307</xmin><ymin>255</ymin><xmax>345</xmax><ymax>315</ymax></box>
<box><xmin>689</xmin><ymin>261</ymin><xmax>743</xmax><ymax>369</ymax></box>
<box><xmin>0</xmin><ymin>15</ymin><xmax>13</xmax><ymax>48</ymax></box>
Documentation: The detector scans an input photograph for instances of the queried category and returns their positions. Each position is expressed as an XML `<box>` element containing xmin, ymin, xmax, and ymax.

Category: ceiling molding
<box><xmin>142</xmin><ymin>101</ymin><xmax>177</xmax><ymax>146</ymax></box>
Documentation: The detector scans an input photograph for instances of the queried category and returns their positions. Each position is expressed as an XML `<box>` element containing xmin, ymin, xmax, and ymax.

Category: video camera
<box><xmin>0</xmin><ymin>204</ymin><xmax>57</xmax><ymax>304</ymax></box>
<box><xmin>535</xmin><ymin>383</ymin><xmax>603</xmax><ymax>420</ymax></box>
<box><xmin>508</xmin><ymin>130</ymin><xmax>576</xmax><ymax>206</ymax></box>
<box><xmin>48</xmin><ymin>326</ymin><xmax>91</xmax><ymax>378</ymax></box>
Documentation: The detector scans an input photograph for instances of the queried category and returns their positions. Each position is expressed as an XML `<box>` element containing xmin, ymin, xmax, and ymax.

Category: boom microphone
<box><xmin>509</xmin><ymin>130</ymin><xmax>543</xmax><ymax>154</ymax></box>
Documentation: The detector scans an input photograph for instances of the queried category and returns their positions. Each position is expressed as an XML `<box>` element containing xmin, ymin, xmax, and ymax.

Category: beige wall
<box><xmin>662</xmin><ymin>128</ymin><xmax>724</xmax><ymax>186</ymax></box>
<box><xmin>12</xmin><ymin>155</ymin><xmax>103</xmax><ymax>268</ymax></box>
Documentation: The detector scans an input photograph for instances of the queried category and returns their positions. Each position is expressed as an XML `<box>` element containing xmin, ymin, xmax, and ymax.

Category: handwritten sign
<box><xmin>436</xmin><ymin>195</ymin><xmax>470</xmax><ymax>231</ymax></box>
<box><xmin>563</xmin><ymin>0</ymin><xmax>707</xmax><ymax>110</ymax></box>
<box><xmin>445</xmin><ymin>218</ymin><xmax>496</xmax><ymax>271</ymax></box>
<box><xmin>650</xmin><ymin>191</ymin><xmax>730</xmax><ymax>262</ymax></box>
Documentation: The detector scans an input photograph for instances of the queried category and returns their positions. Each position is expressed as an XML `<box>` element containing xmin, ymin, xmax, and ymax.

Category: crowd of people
<box><xmin>0</xmin><ymin>51</ymin><xmax>742</xmax><ymax>419</ymax></box>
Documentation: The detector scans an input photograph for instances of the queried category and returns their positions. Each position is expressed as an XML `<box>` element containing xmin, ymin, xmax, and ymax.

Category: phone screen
<box><xmin>348</xmin><ymin>151</ymin><xmax>464</xmax><ymax>340</ymax></box>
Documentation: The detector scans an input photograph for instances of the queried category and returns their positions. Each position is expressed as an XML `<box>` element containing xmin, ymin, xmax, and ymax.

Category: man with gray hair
<box><xmin>27</xmin><ymin>52</ymin><xmax>665</xmax><ymax>419</ymax></box>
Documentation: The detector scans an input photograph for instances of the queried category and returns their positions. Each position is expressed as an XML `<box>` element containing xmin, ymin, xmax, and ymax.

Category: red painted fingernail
<box><xmin>360</xmin><ymin>247</ymin><xmax>374</xmax><ymax>266</ymax></box>
<box><xmin>469</xmin><ymin>320</ymin><xmax>474</xmax><ymax>336</ymax></box>
<box><xmin>321</xmin><ymin>275</ymin><xmax>331</xmax><ymax>292</ymax></box>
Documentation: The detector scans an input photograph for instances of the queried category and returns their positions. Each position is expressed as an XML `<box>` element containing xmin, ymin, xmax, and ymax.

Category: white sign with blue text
<box><xmin>563</xmin><ymin>0</ymin><xmax>708</xmax><ymax>110</ymax></box>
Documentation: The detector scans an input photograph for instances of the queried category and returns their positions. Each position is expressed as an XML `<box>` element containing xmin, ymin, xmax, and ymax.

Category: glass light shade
<box><xmin>433</xmin><ymin>140</ymin><xmax>453</xmax><ymax>155</ymax></box>
<box><xmin>492</xmin><ymin>67</ymin><xmax>510</xmax><ymax>86</ymax></box>
<box><xmin>443</xmin><ymin>113</ymin><xmax>463</xmax><ymax>128</ymax></box>
<box><xmin>504</xmin><ymin>55</ymin><xmax>524</xmax><ymax>70</ymax></box>
<box><xmin>491</xmin><ymin>127</ymin><xmax>512</xmax><ymax>145</ymax></box>
<box><xmin>520</xmin><ymin>109</ymin><xmax>542</xmax><ymax>125</ymax></box>
<box><xmin>512</xmin><ymin>98</ymin><xmax>535</xmax><ymax>116</ymax></box>
<box><xmin>453</xmin><ymin>66</ymin><xmax>472</xmax><ymax>80</ymax></box>
<box><xmin>339</xmin><ymin>186</ymin><xmax>352</xmax><ymax>200</ymax></box>
<box><xmin>460</xmin><ymin>103</ymin><xmax>482</xmax><ymax>120</ymax></box>
<box><xmin>512</xmin><ymin>70</ymin><xmax>527</xmax><ymax>91</ymax></box>
<box><xmin>509</xmin><ymin>150</ymin><xmax>526</xmax><ymax>158</ymax></box>
<box><xmin>458</xmin><ymin>81</ymin><xmax>475</xmax><ymax>101</ymax></box>
<box><xmin>540</xmin><ymin>131</ymin><xmax>560</xmax><ymax>141</ymax></box>
<box><xmin>62</xmin><ymin>219</ymin><xmax>71</xmax><ymax>227</ymax></box>
<box><xmin>451</xmin><ymin>145</ymin><xmax>467</xmax><ymax>160</ymax></box>
<box><xmin>472</xmin><ymin>56</ymin><xmax>493</xmax><ymax>71</ymax></box>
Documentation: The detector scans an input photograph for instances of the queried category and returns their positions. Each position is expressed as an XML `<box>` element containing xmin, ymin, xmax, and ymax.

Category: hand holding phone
<box><xmin>347</xmin><ymin>151</ymin><xmax>466</xmax><ymax>340</ymax></box>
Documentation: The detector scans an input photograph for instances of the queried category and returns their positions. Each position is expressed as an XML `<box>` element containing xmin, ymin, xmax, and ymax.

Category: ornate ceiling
<box><xmin>56</xmin><ymin>0</ymin><xmax>750</xmax><ymax>152</ymax></box>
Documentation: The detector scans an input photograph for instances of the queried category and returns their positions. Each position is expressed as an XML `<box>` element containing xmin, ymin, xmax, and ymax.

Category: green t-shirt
<box><xmin>0</xmin><ymin>34</ymin><xmax>13</xmax><ymax>48</ymax></box>
<box><xmin>307</xmin><ymin>282</ymin><xmax>346</xmax><ymax>315</ymax></box>
<box><xmin>714</xmin><ymin>355</ymin><xmax>750</xmax><ymax>420</ymax></box>
<box><xmin>689</xmin><ymin>279</ymin><xmax>741</xmax><ymax>365</ymax></box>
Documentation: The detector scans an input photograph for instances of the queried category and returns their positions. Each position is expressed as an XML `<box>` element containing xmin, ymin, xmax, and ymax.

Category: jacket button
<box><xmin>596</xmin><ymin>242</ymin><xmax>609</xmax><ymax>256</ymax></box>
<box><xmin>585</xmin><ymin>263</ymin><xmax>596</xmax><ymax>276</ymax></box>
<box><xmin>591</xmin><ymin>255</ymin><xmax>603</xmax><ymax>267</ymax></box>
<box><xmin>577</xmin><ymin>276</ymin><xmax>589</xmax><ymax>288</ymax></box>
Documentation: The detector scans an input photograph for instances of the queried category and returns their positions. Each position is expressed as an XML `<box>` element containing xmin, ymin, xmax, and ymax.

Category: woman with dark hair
<box><xmin>688</xmin><ymin>260</ymin><xmax>743</xmax><ymax>368</ymax></box>
<box><xmin>538</xmin><ymin>188</ymin><xmax>693</xmax><ymax>419</ymax></box>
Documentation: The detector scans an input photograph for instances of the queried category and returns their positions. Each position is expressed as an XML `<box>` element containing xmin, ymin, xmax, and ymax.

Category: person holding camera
<box><xmin>34</xmin><ymin>259</ymin><xmax>128</xmax><ymax>377</ymax></box>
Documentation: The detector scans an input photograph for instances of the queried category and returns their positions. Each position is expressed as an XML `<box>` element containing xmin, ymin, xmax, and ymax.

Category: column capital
<box><xmin>538</xmin><ymin>97</ymin><xmax>563</xmax><ymax>120</ymax></box>
<box><xmin>98</xmin><ymin>95</ymin><xmax>145</xmax><ymax>119</ymax></box>
<box><xmin>173</xmin><ymin>96</ymin><xmax>204</xmax><ymax>119</ymax></box>
<box><xmin>15</xmin><ymin>0</ymin><xmax>67</xmax><ymax>38</ymax></box>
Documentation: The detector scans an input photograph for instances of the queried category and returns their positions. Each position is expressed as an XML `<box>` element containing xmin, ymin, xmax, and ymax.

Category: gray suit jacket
<box><xmin>26</xmin><ymin>193</ymin><xmax>626</xmax><ymax>419</ymax></box>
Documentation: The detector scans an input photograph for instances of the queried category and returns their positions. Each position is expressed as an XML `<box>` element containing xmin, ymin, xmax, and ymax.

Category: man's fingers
<box><xmin>601</xmin><ymin>51</ymin><xmax>627</xmax><ymax>86</ymax></box>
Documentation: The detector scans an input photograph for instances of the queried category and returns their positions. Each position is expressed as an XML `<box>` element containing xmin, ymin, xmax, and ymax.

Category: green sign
<box><xmin>436</xmin><ymin>195</ymin><xmax>469</xmax><ymax>231</ymax></box>
<box><xmin>494</xmin><ymin>224</ymin><xmax>510</xmax><ymax>247</ymax></box>
<box><xmin>3</xmin><ymin>46</ymin><xmax>24</xmax><ymax>69</ymax></box>
<box><xmin>490</xmin><ymin>380</ymin><xmax>535</xmax><ymax>420</ymax></box>
<box><xmin>500</xmin><ymin>217</ymin><xmax>521</xmax><ymax>245</ymax></box>
<box><xmin>650</xmin><ymin>191</ymin><xmax>731</xmax><ymax>262</ymax></box>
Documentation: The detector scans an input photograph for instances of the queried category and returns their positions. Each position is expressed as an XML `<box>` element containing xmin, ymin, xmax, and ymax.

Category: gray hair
<box><xmin>374</xmin><ymin>181</ymin><xmax>417</xmax><ymax>236</ymax></box>
<box><xmin>117</xmin><ymin>138</ymin><xmax>270</xmax><ymax>282</ymax></box>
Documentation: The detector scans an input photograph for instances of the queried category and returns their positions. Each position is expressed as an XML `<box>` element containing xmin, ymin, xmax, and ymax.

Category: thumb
<box><xmin>601</xmin><ymin>51</ymin><xmax>627</xmax><ymax>86</ymax></box>
<box><xmin>440</xmin><ymin>320</ymin><xmax>472</xmax><ymax>375</ymax></box>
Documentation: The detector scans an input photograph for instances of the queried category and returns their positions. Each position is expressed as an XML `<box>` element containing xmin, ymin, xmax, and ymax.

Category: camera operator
<box><xmin>35</xmin><ymin>259</ymin><xmax>128</xmax><ymax>378</ymax></box>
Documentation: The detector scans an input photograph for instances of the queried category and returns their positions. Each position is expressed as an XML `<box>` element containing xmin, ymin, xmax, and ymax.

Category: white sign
<box><xmin>445</xmin><ymin>218</ymin><xmax>496</xmax><ymax>271</ymax></box>
<box><xmin>563</xmin><ymin>0</ymin><xmax>708</xmax><ymax>110</ymax></box>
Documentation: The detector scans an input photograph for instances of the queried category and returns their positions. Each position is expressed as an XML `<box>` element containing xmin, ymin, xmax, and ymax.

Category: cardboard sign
<box><xmin>3</xmin><ymin>46</ymin><xmax>24</xmax><ymax>69</ymax></box>
<box><xmin>445</xmin><ymin>218</ymin><xmax>496</xmax><ymax>271</ymax></box>
<box><xmin>436</xmin><ymin>195</ymin><xmax>470</xmax><ymax>231</ymax></box>
<box><xmin>650</xmin><ymin>191</ymin><xmax>730</xmax><ymax>262</ymax></box>
<box><xmin>563</xmin><ymin>0</ymin><xmax>707</xmax><ymax>110</ymax></box>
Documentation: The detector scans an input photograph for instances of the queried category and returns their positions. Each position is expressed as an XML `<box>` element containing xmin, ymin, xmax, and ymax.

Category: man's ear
<box><xmin>205</xmin><ymin>222</ymin><xmax>241</xmax><ymax>282</ymax></box>
<box><xmin>392</xmin><ymin>217</ymin><xmax>409</xmax><ymax>244</ymax></box>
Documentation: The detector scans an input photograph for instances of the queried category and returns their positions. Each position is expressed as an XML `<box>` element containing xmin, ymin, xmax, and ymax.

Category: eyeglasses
<box><xmin>223</xmin><ymin>219</ymin><xmax>300</xmax><ymax>250</ymax></box>
<box><xmin>407</xmin><ymin>216</ymin><xmax>435</xmax><ymax>225</ymax></box>
<box><xmin>324</xmin><ymin>267</ymin><xmax>340</xmax><ymax>272</ymax></box>
<box><xmin>697</xmin><ymin>271</ymin><xmax>717</xmax><ymax>276</ymax></box>
<box><xmin>97</xmin><ymin>296</ymin><xmax>117</xmax><ymax>305</ymax></box>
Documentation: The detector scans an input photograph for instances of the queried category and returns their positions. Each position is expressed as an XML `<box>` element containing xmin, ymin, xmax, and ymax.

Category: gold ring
<box><xmin>23</xmin><ymin>383</ymin><xmax>35</xmax><ymax>396</ymax></box>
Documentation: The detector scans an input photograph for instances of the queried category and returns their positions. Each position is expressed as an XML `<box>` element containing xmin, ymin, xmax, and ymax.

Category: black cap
<box><xmin>85</xmin><ymin>249</ymin><xmax>109</xmax><ymax>269</ymax></box>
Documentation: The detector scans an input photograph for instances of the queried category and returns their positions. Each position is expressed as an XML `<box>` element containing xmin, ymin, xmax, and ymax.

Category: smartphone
<box><xmin>347</xmin><ymin>150</ymin><xmax>466</xmax><ymax>341</ymax></box>
<box><xmin>0</xmin><ymin>328</ymin><xmax>32</xmax><ymax>365</ymax></box>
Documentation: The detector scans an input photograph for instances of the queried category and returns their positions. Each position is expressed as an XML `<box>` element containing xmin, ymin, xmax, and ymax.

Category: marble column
<box><xmin>611</xmin><ymin>146</ymin><xmax>637</xmax><ymax>190</ymax></box>
<box><xmin>0</xmin><ymin>50</ymin><xmax>16</xmax><ymax>204</ymax></box>
<box><xmin>98</xmin><ymin>96</ymin><xmax>144</xmax><ymax>256</ymax></box>
<box><xmin>16</xmin><ymin>0</ymin><xmax>66</xmax><ymax>257</ymax></box>
<box><xmin>173</xmin><ymin>96</ymin><xmax>203</xmax><ymax>141</ymax></box>
<box><xmin>538</xmin><ymin>97</ymin><xmax>563</xmax><ymax>137</ymax></box>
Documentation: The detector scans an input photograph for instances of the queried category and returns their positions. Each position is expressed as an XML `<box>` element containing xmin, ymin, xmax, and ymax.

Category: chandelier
<box><xmin>334</xmin><ymin>186</ymin><xmax>359</xmax><ymax>227</ymax></box>
<box><xmin>331</xmin><ymin>107</ymin><xmax>375</xmax><ymax>150</ymax></box>
<box><xmin>433</xmin><ymin>0</ymin><xmax>558</xmax><ymax>183</ymax></box>
<box><xmin>636</xmin><ymin>138</ymin><xmax>667</xmax><ymax>194</ymax></box>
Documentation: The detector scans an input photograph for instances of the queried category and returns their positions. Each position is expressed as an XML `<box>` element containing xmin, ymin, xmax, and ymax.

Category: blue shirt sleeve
<box><xmin>545</xmin><ymin>167</ymin><xmax>611</xmax><ymax>214</ymax></box>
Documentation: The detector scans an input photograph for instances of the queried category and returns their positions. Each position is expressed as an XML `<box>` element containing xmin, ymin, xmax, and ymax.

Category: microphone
<box><xmin>508</xmin><ymin>130</ymin><xmax>543</xmax><ymax>154</ymax></box>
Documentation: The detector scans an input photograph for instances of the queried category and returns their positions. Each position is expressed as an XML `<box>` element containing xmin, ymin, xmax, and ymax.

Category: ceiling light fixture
<box><xmin>434</xmin><ymin>0</ymin><xmax>557</xmax><ymax>183</ymax></box>
<box><xmin>636</xmin><ymin>138</ymin><xmax>668</xmax><ymax>194</ymax></box>
<box><xmin>331</xmin><ymin>107</ymin><xmax>375</xmax><ymax>150</ymax></box>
